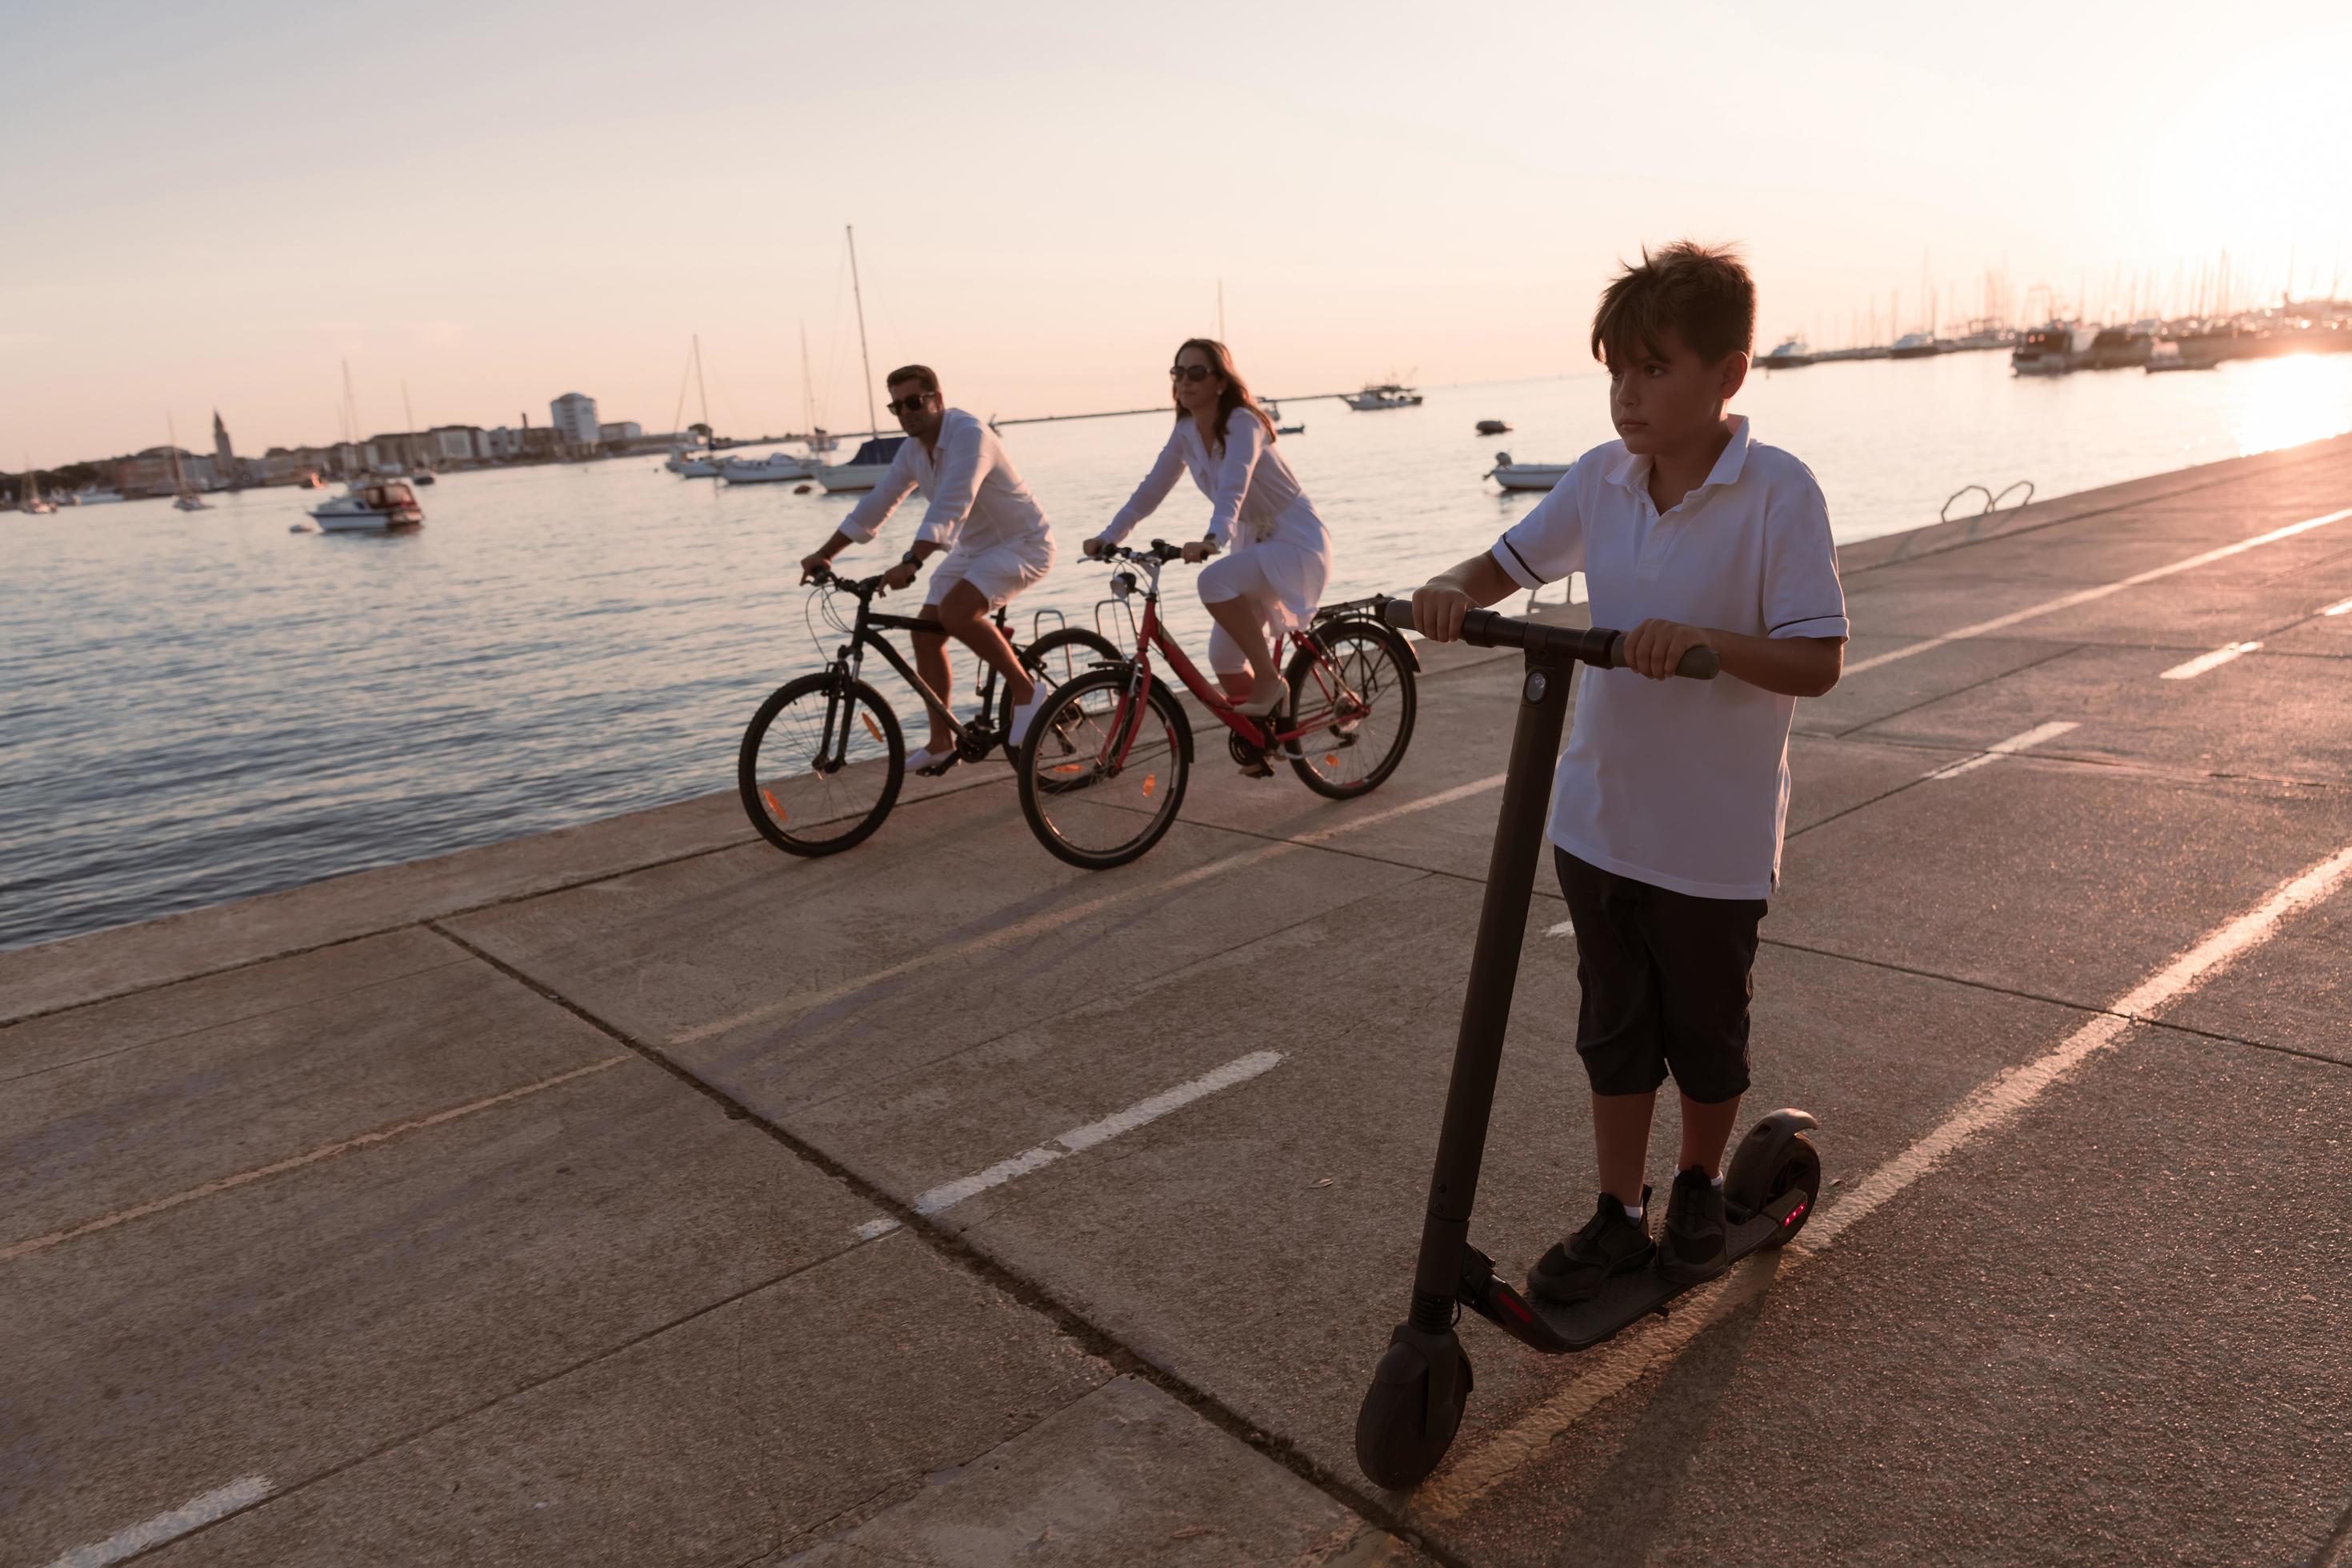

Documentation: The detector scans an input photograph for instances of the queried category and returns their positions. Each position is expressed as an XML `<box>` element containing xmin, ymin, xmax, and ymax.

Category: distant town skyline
<box><xmin>5</xmin><ymin>0</ymin><xmax>2347</xmax><ymax>461</ymax></box>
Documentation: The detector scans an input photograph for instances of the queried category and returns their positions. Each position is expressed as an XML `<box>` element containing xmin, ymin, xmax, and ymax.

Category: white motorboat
<box><xmin>1758</xmin><ymin>338</ymin><xmax>1814</xmax><ymax>369</ymax></box>
<box><xmin>174</xmin><ymin>494</ymin><xmax>210</xmax><ymax>512</ymax></box>
<box><xmin>816</xmin><ymin>434</ymin><xmax>907</xmax><ymax>494</ymax></box>
<box><xmin>1486</xmin><ymin>450</ymin><xmax>1570</xmax><ymax>493</ymax></box>
<box><xmin>1890</xmin><ymin>332</ymin><xmax>1942</xmax><ymax>360</ymax></box>
<box><xmin>666</xmin><ymin>446</ymin><xmax>724</xmax><ymax>477</ymax></box>
<box><xmin>74</xmin><ymin>486</ymin><xmax>126</xmax><ymax>505</ymax></box>
<box><xmin>310</xmin><ymin>479</ymin><xmax>423</xmax><ymax>531</ymax></box>
<box><xmin>720</xmin><ymin>451</ymin><xmax>815</xmax><ymax>485</ymax></box>
<box><xmin>1342</xmin><ymin>382</ymin><xmax>1423</xmax><ymax>411</ymax></box>
<box><xmin>20</xmin><ymin>459</ymin><xmax>56</xmax><ymax>514</ymax></box>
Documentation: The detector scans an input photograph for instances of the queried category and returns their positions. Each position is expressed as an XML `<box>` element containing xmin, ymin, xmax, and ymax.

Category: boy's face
<box><xmin>1605</xmin><ymin>328</ymin><xmax>1746</xmax><ymax>456</ymax></box>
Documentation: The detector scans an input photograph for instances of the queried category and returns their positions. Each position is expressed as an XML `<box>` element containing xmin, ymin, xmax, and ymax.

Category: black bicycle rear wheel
<box><xmin>1016</xmin><ymin>670</ymin><xmax>1190</xmax><ymax>870</ymax></box>
<box><xmin>739</xmin><ymin>673</ymin><xmax>903</xmax><ymax>855</ymax></box>
<box><xmin>1284</xmin><ymin>621</ymin><xmax>1417</xmax><ymax>798</ymax></box>
<box><xmin>994</xmin><ymin>627</ymin><xmax>1122</xmax><ymax>735</ymax></box>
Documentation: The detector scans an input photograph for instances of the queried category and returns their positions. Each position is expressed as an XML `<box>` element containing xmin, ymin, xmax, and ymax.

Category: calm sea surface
<box><xmin>7</xmin><ymin>350</ymin><xmax>2350</xmax><ymax>950</ymax></box>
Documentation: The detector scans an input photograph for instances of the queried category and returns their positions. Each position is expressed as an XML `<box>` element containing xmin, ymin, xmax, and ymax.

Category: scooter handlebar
<box><xmin>1378</xmin><ymin>597</ymin><xmax>1721</xmax><ymax>680</ymax></box>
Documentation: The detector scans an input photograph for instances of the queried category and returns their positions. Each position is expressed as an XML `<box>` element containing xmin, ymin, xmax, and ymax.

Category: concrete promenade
<box><xmin>6</xmin><ymin>434</ymin><xmax>2352</xmax><ymax>1566</ymax></box>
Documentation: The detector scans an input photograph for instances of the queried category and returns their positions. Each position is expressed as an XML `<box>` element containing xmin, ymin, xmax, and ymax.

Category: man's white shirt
<box><xmin>838</xmin><ymin>409</ymin><xmax>1050</xmax><ymax>554</ymax></box>
<box><xmin>1491</xmin><ymin>417</ymin><xmax>1847</xmax><ymax>900</ymax></box>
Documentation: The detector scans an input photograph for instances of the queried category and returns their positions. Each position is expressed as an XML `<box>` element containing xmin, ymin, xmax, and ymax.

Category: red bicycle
<box><xmin>1015</xmin><ymin>538</ymin><xmax>1418</xmax><ymax>869</ymax></box>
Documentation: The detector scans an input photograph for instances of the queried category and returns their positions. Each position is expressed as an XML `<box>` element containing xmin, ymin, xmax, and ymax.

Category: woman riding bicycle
<box><xmin>1086</xmin><ymin>338</ymin><xmax>1332</xmax><ymax>723</ymax></box>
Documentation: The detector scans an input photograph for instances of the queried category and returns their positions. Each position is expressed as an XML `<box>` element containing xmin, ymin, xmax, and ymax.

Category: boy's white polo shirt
<box><xmin>1490</xmin><ymin>417</ymin><xmax>1847</xmax><ymax>900</ymax></box>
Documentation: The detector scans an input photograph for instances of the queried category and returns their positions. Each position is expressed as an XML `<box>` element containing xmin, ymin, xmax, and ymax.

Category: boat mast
<box><xmin>846</xmin><ymin>224</ymin><xmax>878</xmax><ymax>436</ymax></box>
<box><xmin>693</xmin><ymin>333</ymin><xmax>710</xmax><ymax>440</ymax></box>
<box><xmin>402</xmin><ymin>379</ymin><xmax>418</xmax><ymax>470</ymax></box>
<box><xmin>800</xmin><ymin>321</ymin><xmax>820</xmax><ymax>435</ymax></box>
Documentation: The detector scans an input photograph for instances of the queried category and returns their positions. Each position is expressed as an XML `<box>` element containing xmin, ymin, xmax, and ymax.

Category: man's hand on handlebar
<box><xmin>798</xmin><ymin>552</ymin><xmax>834</xmax><ymax>586</ymax></box>
<box><xmin>1622</xmin><ymin>618</ymin><xmax>1716</xmax><ymax>682</ymax></box>
<box><xmin>878</xmin><ymin>559</ymin><xmax>919</xmax><ymax>593</ymax></box>
<box><xmin>1180</xmin><ymin>537</ymin><xmax>1218</xmax><ymax>565</ymax></box>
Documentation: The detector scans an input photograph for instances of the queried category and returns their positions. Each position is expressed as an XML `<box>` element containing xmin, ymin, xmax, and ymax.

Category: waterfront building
<box><xmin>597</xmin><ymin>420</ymin><xmax>642</xmax><ymax>443</ymax></box>
<box><xmin>427</xmin><ymin>426</ymin><xmax>482</xmax><ymax>465</ymax></box>
<box><xmin>114</xmin><ymin>447</ymin><xmax>217</xmax><ymax>497</ymax></box>
<box><xmin>551</xmin><ymin>393</ymin><xmax>599</xmax><ymax>449</ymax></box>
<box><xmin>212</xmin><ymin>411</ymin><xmax>240</xmax><ymax>486</ymax></box>
<box><xmin>478</xmin><ymin>426</ymin><xmax>525</xmax><ymax>462</ymax></box>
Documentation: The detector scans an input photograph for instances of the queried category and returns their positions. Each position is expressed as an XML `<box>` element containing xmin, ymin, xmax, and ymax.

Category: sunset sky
<box><xmin>6</xmin><ymin>0</ymin><xmax>2348</xmax><ymax>462</ymax></box>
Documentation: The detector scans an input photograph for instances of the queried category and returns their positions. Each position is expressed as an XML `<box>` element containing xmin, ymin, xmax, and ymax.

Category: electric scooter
<box><xmin>1354</xmin><ymin>599</ymin><xmax>1823</xmax><ymax>1491</ymax></box>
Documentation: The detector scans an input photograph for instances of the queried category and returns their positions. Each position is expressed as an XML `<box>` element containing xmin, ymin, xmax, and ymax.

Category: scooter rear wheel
<box><xmin>1758</xmin><ymin>1134</ymin><xmax>1821</xmax><ymax>1249</ymax></box>
<box><xmin>1354</xmin><ymin>1335</ymin><xmax>1473</xmax><ymax>1490</ymax></box>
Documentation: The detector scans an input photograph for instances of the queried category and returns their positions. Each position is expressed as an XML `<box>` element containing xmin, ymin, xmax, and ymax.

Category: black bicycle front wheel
<box><xmin>739</xmin><ymin>674</ymin><xmax>904</xmax><ymax>855</ymax></box>
<box><xmin>1016</xmin><ymin>670</ymin><xmax>1190</xmax><ymax>870</ymax></box>
<box><xmin>1284</xmin><ymin>620</ymin><xmax>1418</xmax><ymax>798</ymax></box>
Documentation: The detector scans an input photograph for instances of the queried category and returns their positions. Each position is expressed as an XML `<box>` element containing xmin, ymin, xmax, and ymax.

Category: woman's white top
<box><xmin>1098</xmin><ymin>407</ymin><xmax>1332</xmax><ymax>626</ymax></box>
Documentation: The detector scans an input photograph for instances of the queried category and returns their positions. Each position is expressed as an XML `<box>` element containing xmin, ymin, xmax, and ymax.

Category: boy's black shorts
<box><xmin>1554</xmin><ymin>847</ymin><xmax>1764</xmax><ymax>1104</ymax></box>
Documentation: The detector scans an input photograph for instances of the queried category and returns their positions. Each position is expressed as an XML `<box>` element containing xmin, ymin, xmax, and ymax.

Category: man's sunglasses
<box><xmin>886</xmin><ymin>392</ymin><xmax>934</xmax><ymax>415</ymax></box>
<box><xmin>1168</xmin><ymin>364</ymin><xmax>1215</xmax><ymax>383</ymax></box>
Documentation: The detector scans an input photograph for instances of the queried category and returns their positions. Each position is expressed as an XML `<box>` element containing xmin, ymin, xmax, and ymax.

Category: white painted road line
<box><xmin>2160</xmin><ymin>641</ymin><xmax>2262</xmax><ymax>680</ymax></box>
<box><xmin>2323</xmin><ymin>596</ymin><xmax>2352</xmax><ymax>617</ymax></box>
<box><xmin>675</xmin><ymin>773</ymin><xmax>1510</xmax><ymax>1046</ymax></box>
<box><xmin>1544</xmin><ymin>918</ymin><xmax>1575</xmax><ymax>937</ymax></box>
<box><xmin>2</xmin><ymin>1056</ymin><xmax>629</xmax><ymax>1263</ymax></box>
<box><xmin>850</xmin><ymin>1050</ymin><xmax>1284</xmax><ymax>1240</ymax></box>
<box><xmin>1924</xmin><ymin>720</ymin><xmax>2081</xmax><ymax>780</ymax></box>
<box><xmin>1410</xmin><ymin>838</ymin><xmax>2352</xmax><ymax>1522</ymax></box>
<box><xmin>44</xmin><ymin>1476</ymin><xmax>271</xmax><ymax>1567</ymax></box>
<box><xmin>1846</xmin><ymin>506</ymin><xmax>2352</xmax><ymax>676</ymax></box>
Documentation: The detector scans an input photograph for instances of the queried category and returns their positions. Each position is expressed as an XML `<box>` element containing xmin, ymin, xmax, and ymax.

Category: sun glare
<box><xmin>2231</xmin><ymin>356</ymin><xmax>2352</xmax><ymax>458</ymax></box>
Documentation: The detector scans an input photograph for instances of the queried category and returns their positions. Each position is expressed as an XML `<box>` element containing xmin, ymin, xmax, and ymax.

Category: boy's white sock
<box><xmin>1710</xmin><ymin>1174</ymin><xmax>1724</xmax><ymax>1190</ymax></box>
<box><xmin>1622</xmin><ymin>1200</ymin><xmax>1644</xmax><ymax>1222</ymax></box>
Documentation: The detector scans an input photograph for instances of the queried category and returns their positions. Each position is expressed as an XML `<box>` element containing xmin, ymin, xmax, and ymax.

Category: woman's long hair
<box><xmin>1171</xmin><ymin>338</ymin><xmax>1277</xmax><ymax>454</ymax></box>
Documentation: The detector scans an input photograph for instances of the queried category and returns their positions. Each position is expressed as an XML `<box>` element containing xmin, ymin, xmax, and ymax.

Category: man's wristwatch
<box><xmin>901</xmin><ymin>550</ymin><xmax>924</xmax><ymax>570</ymax></box>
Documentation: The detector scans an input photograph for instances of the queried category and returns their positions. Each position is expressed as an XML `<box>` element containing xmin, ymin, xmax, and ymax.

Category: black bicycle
<box><xmin>739</xmin><ymin>562</ymin><xmax>1118</xmax><ymax>856</ymax></box>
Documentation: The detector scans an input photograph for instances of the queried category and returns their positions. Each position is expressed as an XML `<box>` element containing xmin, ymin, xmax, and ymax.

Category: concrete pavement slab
<box><xmin>1774</xmin><ymin>761</ymin><xmax>2352</xmax><ymax>1014</ymax></box>
<box><xmin>1849</xmin><ymin>645</ymin><xmax>2352</xmax><ymax>783</ymax></box>
<box><xmin>787</xmin><ymin>1376</ymin><xmax>1422</xmax><ymax>1566</ymax></box>
<box><xmin>1786</xmin><ymin>734</ymin><xmax>1973</xmax><ymax>834</ymax></box>
<box><xmin>0</xmin><ymin>925</ymin><xmax>466</xmax><ymax>1084</ymax></box>
<box><xmin>1792</xmin><ymin>634</ymin><xmax>2077</xmax><ymax>738</ymax></box>
<box><xmin>2</xmin><ymin>1023</ymin><xmax>874</xmax><ymax>1564</ymax></box>
<box><xmin>137</xmin><ymin>1234</ymin><xmax>1108</xmax><ymax>1568</ymax></box>
<box><xmin>446</xmin><ymin>783</ymin><xmax>1424</xmax><ymax>1123</ymax></box>
<box><xmin>1423</xmin><ymin>1030</ymin><xmax>2352</xmax><ymax>1566</ymax></box>
<box><xmin>2159</xmin><ymin>885</ymin><xmax>2352</xmax><ymax>1065</ymax></box>
<box><xmin>787</xmin><ymin>871</ymin><xmax>2092</xmax><ymax>1495</ymax></box>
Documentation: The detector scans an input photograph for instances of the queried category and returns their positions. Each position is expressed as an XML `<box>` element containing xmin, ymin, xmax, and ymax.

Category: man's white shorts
<box><xmin>922</xmin><ymin>537</ymin><xmax>1054</xmax><ymax>611</ymax></box>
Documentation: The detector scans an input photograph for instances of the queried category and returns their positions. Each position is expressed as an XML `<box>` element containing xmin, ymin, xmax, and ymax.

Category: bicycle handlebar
<box><xmin>803</xmin><ymin>561</ymin><xmax>888</xmax><ymax>597</ymax></box>
<box><xmin>1378</xmin><ymin>597</ymin><xmax>1721</xmax><ymax>680</ymax></box>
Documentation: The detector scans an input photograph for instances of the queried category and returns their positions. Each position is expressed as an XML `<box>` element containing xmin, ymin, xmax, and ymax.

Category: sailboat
<box><xmin>402</xmin><ymin>380</ymin><xmax>437</xmax><ymax>482</ymax></box>
<box><xmin>20</xmin><ymin>456</ymin><xmax>57</xmax><ymax>514</ymax></box>
<box><xmin>815</xmin><ymin>225</ymin><xmax>907</xmax><ymax>494</ymax></box>
<box><xmin>666</xmin><ymin>334</ymin><xmax>723</xmax><ymax>476</ymax></box>
<box><xmin>800</xmin><ymin>322</ymin><xmax>838</xmax><ymax>454</ymax></box>
<box><xmin>167</xmin><ymin>417</ymin><xmax>210</xmax><ymax>510</ymax></box>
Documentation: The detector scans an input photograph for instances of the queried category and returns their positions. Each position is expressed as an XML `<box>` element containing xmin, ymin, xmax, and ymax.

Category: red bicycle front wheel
<box><xmin>1015</xmin><ymin>670</ymin><xmax>1190</xmax><ymax>870</ymax></box>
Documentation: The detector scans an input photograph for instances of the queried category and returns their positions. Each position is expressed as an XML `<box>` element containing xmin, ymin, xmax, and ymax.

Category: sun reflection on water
<box><xmin>2230</xmin><ymin>354</ymin><xmax>2352</xmax><ymax>458</ymax></box>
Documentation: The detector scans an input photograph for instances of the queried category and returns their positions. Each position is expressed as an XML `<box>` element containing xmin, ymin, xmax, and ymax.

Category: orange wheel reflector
<box><xmin>1325</xmin><ymin>754</ymin><xmax>1340</xmax><ymax>766</ymax></box>
<box><xmin>1051</xmin><ymin>762</ymin><xmax>1083</xmax><ymax>774</ymax></box>
<box><xmin>1142</xmin><ymin>773</ymin><xmax>1157</xmax><ymax>797</ymax></box>
<box><xmin>761</xmin><ymin>788</ymin><xmax>786</xmax><ymax>823</ymax></box>
<box><xmin>862</xmin><ymin>712</ymin><xmax>882</xmax><ymax>743</ymax></box>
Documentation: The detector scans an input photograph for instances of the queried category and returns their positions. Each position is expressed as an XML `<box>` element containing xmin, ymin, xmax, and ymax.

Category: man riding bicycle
<box><xmin>799</xmin><ymin>364</ymin><xmax>1055</xmax><ymax>772</ymax></box>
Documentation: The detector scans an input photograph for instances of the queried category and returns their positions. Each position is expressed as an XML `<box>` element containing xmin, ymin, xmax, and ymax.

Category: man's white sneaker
<box><xmin>1007</xmin><ymin>690</ymin><xmax>1050</xmax><ymax>748</ymax></box>
<box><xmin>906</xmin><ymin>745</ymin><xmax>957</xmax><ymax>776</ymax></box>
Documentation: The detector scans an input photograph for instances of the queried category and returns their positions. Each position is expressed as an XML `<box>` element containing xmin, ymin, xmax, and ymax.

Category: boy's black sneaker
<box><xmin>1528</xmin><ymin>1187</ymin><xmax>1654</xmax><ymax>1305</ymax></box>
<box><xmin>1656</xmin><ymin>1166</ymin><xmax>1729</xmax><ymax>1286</ymax></box>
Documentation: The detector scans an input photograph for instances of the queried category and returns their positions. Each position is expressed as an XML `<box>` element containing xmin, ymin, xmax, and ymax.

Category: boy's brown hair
<box><xmin>1590</xmin><ymin>242</ymin><xmax>1755</xmax><ymax>367</ymax></box>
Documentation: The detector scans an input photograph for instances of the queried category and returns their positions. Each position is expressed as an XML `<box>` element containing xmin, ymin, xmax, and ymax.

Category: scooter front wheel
<box><xmin>1354</xmin><ymin>1330</ymin><xmax>1473</xmax><ymax>1490</ymax></box>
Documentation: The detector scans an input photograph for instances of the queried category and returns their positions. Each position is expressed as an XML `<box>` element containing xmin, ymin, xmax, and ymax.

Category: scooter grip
<box><xmin>1605</xmin><ymin>634</ymin><xmax>1722</xmax><ymax>680</ymax></box>
<box><xmin>1379</xmin><ymin>598</ymin><xmax>1418</xmax><ymax>632</ymax></box>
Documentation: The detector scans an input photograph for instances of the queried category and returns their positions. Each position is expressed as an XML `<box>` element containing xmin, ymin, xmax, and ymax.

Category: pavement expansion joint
<box><xmin>416</xmin><ymin>921</ymin><xmax>1430</xmax><ymax>1561</ymax></box>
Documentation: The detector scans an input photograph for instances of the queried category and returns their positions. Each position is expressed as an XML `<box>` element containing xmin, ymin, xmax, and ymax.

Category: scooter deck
<box><xmin>1462</xmin><ymin>1190</ymin><xmax>1806</xmax><ymax>1355</ymax></box>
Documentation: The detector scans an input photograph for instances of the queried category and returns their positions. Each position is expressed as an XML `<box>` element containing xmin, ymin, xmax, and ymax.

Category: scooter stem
<box><xmin>1407</xmin><ymin>647</ymin><xmax>1578</xmax><ymax>1324</ymax></box>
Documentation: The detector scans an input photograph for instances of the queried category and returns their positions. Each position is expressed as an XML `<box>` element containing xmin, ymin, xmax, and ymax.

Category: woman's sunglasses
<box><xmin>1168</xmin><ymin>364</ymin><xmax>1215</xmax><ymax>384</ymax></box>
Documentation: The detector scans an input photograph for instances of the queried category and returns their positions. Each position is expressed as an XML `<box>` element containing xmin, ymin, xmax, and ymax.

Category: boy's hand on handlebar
<box><xmin>1622</xmin><ymin>618</ymin><xmax>1714</xmax><ymax>681</ymax></box>
<box><xmin>1410</xmin><ymin>582</ymin><xmax>1476</xmax><ymax>642</ymax></box>
<box><xmin>1180</xmin><ymin>538</ymin><xmax>1218</xmax><ymax>565</ymax></box>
